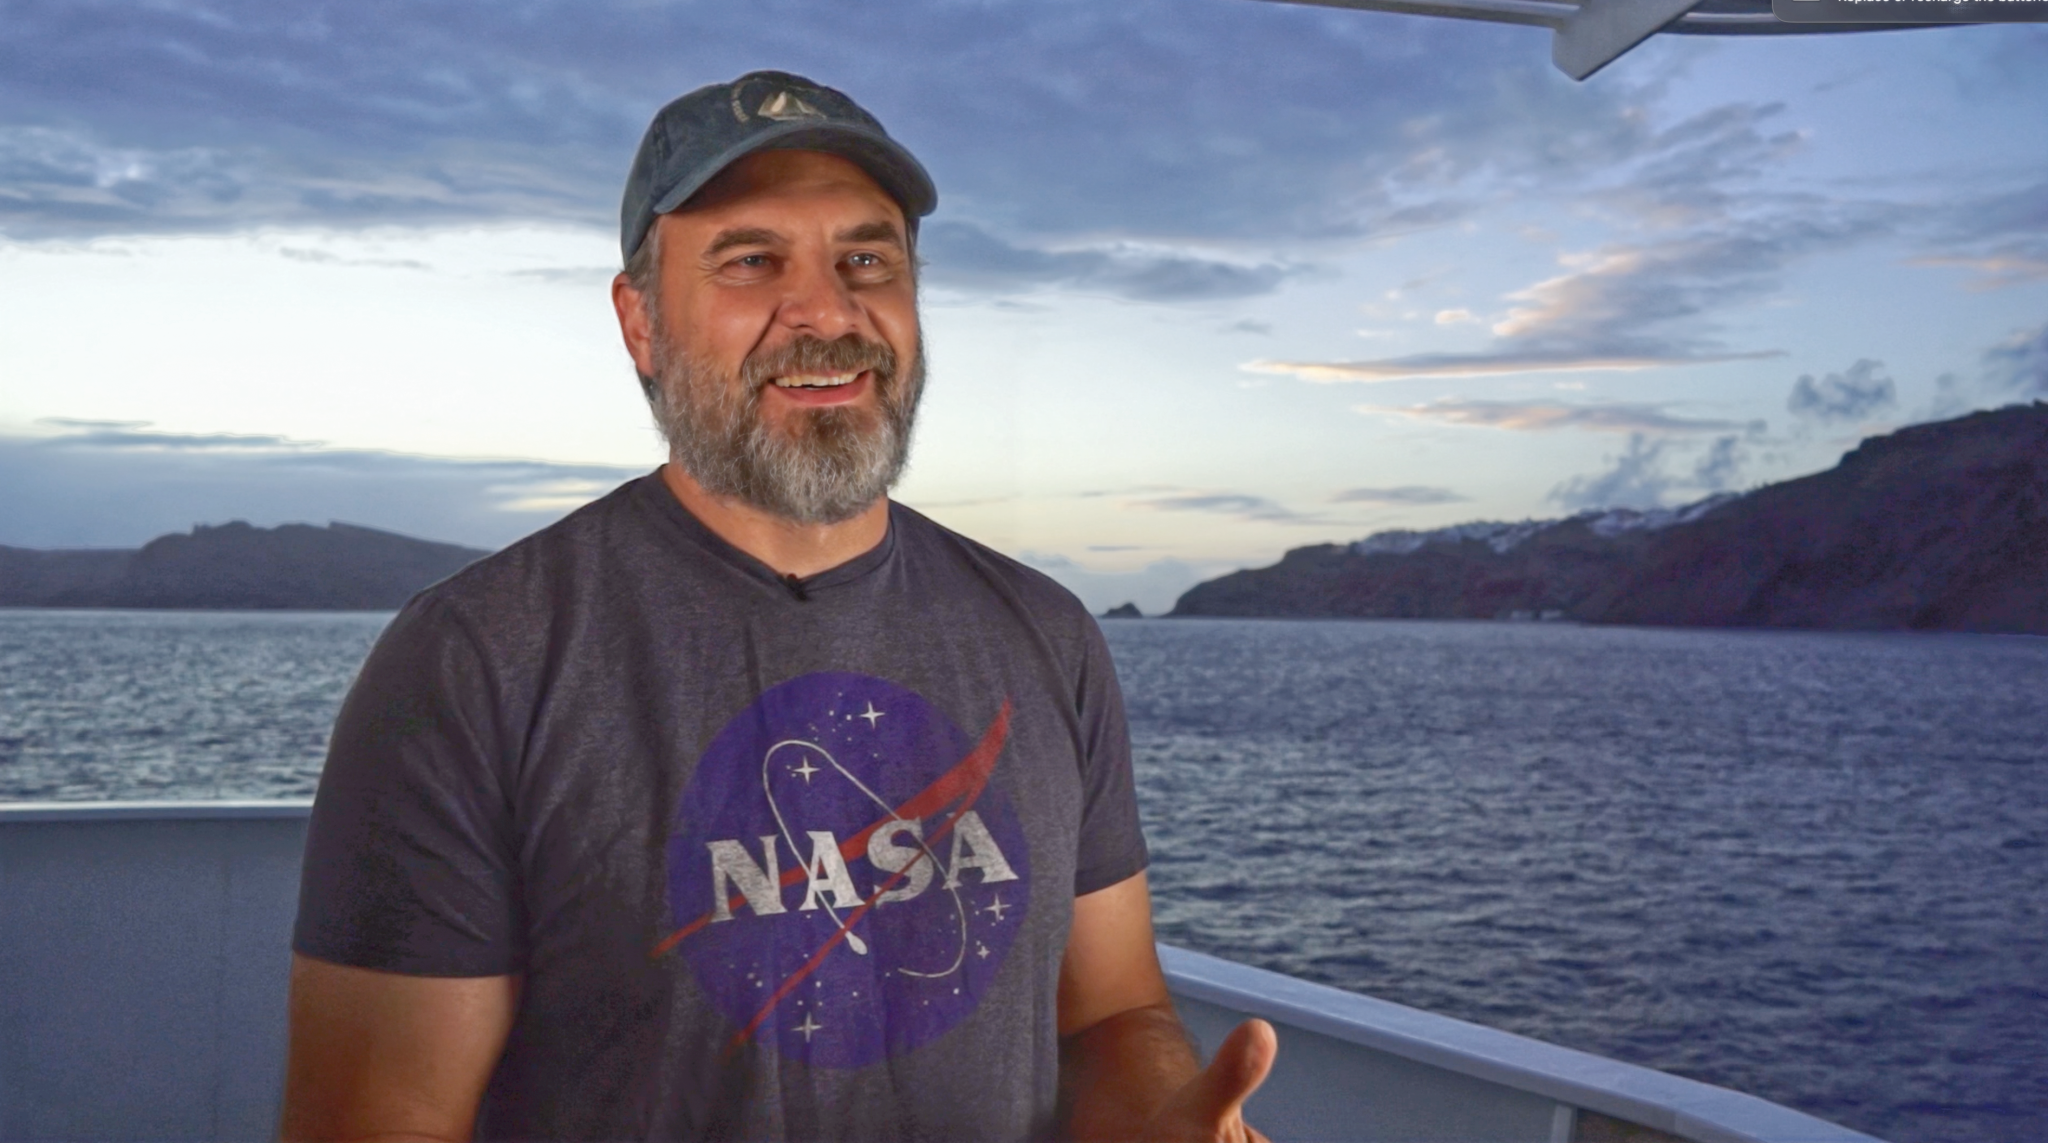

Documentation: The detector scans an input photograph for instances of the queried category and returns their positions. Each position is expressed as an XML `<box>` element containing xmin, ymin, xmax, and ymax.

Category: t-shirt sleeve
<box><xmin>293</xmin><ymin>595</ymin><xmax>527</xmax><ymax>976</ymax></box>
<box><xmin>1071</xmin><ymin>616</ymin><xmax>1149</xmax><ymax>896</ymax></box>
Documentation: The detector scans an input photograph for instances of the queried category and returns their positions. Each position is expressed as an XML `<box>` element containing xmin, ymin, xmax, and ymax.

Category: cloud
<box><xmin>0</xmin><ymin>424</ymin><xmax>642</xmax><ymax>549</ymax></box>
<box><xmin>1588</xmin><ymin>101</ymin><xmax>1808</xmax><ymax>228</ymax></box>
<box><xmin>0</xmin><ymin>122</ymin><xmax>588</xmax><ymax>239</ymax></box>
<box><xmin>1247</xmin><ymin>348</ymin><xmax>1775</xmax><ymax>384</ymax></box>
<box><xmin>1550</xmin><ymin>435</ymin><xmax>1670</xmax><ymax>510</ymax></box>
<box><xmin>1246</xmin><ymin>215</ymin><xmax>1882</xmax><ymax>383</ymax></box>
<box><xmin>1485</xmin><ymin>217</ymin><xmax>1870</xmax><ymax>352</ymax></box>
<box><xmin>1490</xmin><ymin>238</ymin><xmax>1769</xmax><ymax>349</ymax></box>
<box><xmin>0</xmin><ymin>0</ymin><xmax>1666</xmax><ymax>288</ymax></box>
<box><xmin>277</xmin><ymin>246</ymin><xmax>429</xmax><ymax>270</ymax></box>
<box><xmin>1126</xmin><ymin>491</ymin><xmax>1320</xmax><ymax>524</ymax></box>
<box><xmin>509</xmin><ymin>265</ymin><xmax>617</xmax><ymax>284</ymax></box>
<box><xmin>1983</xmin><ymin>321</ymin><xmax>2048</xmax><ymax>397</ymax></box>
<box><xmin>7</xmin><ymin>0</ymin><xmax>2024</xmax><ymax>320</ymax></box>
<box><xmin>920</xmin><ymin>220</ymin><xmax>1300</xmax><ymax>302</ymax></box>
<box><xmin>899</xmin><ymin>494</ymin><xmax>1016</xmax><ymax>510</ymax></box>
<box><xmin>1547</xmin><ymin>432</ymin><xmax>1749</xmax><ymax>511</ymax></box>
<box><xmin>852</xmin><ymin>4</ymin><xmax>1636</xmax><ymax>246</ymax></box>
<box><xmin>1916</xmin><ymin>179</ymin><xmax>2048</xmax><ymax>290</ymax></box>
<box><xmin>1915</xmin><ymin>371</ymin><xmax>1976</xmax><ymax>424</ymax></box>
<box><xmin>28</xmin><ymin>422</ymin><xmax>311</xmax><ymax>451</ymax></box>
<box><xmin>1915</xmin><ymin>252</ymin><xmax>2048</xmax><ymax>291</ymax></box>
<box><xmin>36</xmin><ymin>417</ymin><xmax>150</xmax><ymax>431</ymax></box>
<box><xmin>1355</xmin><ymin>398</ymin><xmax>1759</xmax><ymax>434</ymax></box>
<box><xmin>1691</xmin><ymin>434</ymin><xmax>1744</xmax><ymax>490</ymax></box>
<box><xmin>1329</xmin><ymin>485</ymin><xmax>1466</xmax><ymax>506</ymax></box>
<box><xmin>1786</xmin><ymin>359</ymin><xmax>1896</xmax><ymax>424</ymax></box>
<box><xmin>1245</xmin><ymin>95</ymin><xmax>1900</xmax><ymax>385</ymax></box>
<box><xmin>1898</xmin><ymin>325</ymin><xmax>2048</xmax><ymax>425</ymax></box>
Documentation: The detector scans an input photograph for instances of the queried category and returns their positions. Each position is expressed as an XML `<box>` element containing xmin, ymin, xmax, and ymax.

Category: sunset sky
<box><xmin>3</xmin><ymin>1</ymin><xmax>2044</xmax><ymax>612</ymax></box>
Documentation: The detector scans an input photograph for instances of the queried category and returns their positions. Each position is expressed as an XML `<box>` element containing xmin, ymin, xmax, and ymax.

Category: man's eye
<box><xmin>847</xmin><ymin>252</ymin><xmax>883</xmax><ymax>268</ymax></box>
<box><xmin>734</xmin><ymin>254</ymin><xmax>771</xmax><ymax>268</ymax></box>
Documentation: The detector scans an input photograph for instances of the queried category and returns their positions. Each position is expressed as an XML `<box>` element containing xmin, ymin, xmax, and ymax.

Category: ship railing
<box><xmin>0</xmin><ymin>802</ymin><xmax>1883</xmax><ymax>1142</ymax></box>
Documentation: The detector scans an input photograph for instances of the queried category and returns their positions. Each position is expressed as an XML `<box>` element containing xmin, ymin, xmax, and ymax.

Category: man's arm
<box><xmin>278</xmin><ymin>953</ymin><xmax>519</xmax><ymax>1143</ymax></box>
<box><xmin>1058</xmin><ymin>872</ymin><xmax>1276</xmax><ymax>1142</ymax></box>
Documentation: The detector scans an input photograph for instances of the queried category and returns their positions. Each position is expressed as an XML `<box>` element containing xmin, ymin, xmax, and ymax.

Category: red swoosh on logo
<box><xmin>649</xmin><ymin>697</ymin><xmax>1014</xmax><ymax>961</ymax></box>
<box><xmin>718</xmin><ymin>745</ymin><xmax>1007</xmax><ymax>1060</ymax></box>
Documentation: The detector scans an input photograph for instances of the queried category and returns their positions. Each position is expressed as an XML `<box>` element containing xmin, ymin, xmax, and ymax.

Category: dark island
<box><xmin>1171</xmin><ymin>403</ymin><xmax>2048</xmax><ymax>635</ymax></box>
<box><xmin>0</xmin><ymin>521</ymin><xmax>489</xmax><ymax>611</ymax></box>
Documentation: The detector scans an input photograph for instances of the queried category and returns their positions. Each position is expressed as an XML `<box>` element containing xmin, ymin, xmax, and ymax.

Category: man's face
<box><xmin>624</xmin><ymin>149</ymin><xmax>923</xmax><ymax>525</ymax></box>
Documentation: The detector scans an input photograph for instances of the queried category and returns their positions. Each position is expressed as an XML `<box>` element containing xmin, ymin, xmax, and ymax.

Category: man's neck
<box><xmin>658</xmin><ymin>463</ymin><xmax>890</xmax><ymax>579</ymax></box>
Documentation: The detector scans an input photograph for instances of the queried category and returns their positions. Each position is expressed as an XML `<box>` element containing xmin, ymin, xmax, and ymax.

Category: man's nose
<box><xmin>775</xmin><ymin>257</ymin><xmax>864</xmax><ymax>340</ymax></box>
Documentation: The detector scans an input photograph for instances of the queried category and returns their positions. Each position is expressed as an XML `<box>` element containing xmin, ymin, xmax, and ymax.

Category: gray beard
<box><xmin>647</xmin><ymin>326</ymin><xmax>924</xmax><ymax>525</ymax></box>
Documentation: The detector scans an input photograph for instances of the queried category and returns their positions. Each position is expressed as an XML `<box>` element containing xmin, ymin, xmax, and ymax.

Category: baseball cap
<box><xmin>619</xmin><ymin>70</ymin><xmax>938</xmax><ymax>263</ymax></box>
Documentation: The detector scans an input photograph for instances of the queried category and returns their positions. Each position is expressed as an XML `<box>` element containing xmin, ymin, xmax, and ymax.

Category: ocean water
<box><xmin>1</xmin><ymin>609</ymin><xmax>2042</xmax><ymax>1142</ymax></box>
<box><xmin>0</xmin><ymin>610</ymin><xmax>386</xmax><ymax>801</ymax></box>
<box><xmin>1111</xmin><ymin>619</ymin><xmax>2047</xmax><ymax>1143</ymax></box>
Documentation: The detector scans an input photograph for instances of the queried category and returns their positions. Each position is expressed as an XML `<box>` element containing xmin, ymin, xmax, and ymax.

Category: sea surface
<box><xmin>2</xmin><ymin>609</ymin><xmax>2043</xmax><ymax>1143</ymax></box>
<box><xmin>0</xmin><ymin>610</ymin><xmax>385</xmax><ymax>800</ymax></box>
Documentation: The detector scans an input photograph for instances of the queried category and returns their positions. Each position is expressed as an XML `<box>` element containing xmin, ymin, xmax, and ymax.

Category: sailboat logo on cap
<box><xmin>757</xmin><ymin>90</ymin><xmax>824</xmax><ymax>121</ymax></box>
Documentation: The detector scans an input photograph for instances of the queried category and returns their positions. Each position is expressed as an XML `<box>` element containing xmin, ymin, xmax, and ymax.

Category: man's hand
<box><xmin>1057</xmin><ymin>873</ymin><xmax>1278</xmax><ymax>1141</ymax></box>
<box><xmin>1135</xmin><ymin>1017</ymin><xmax>1277</xmax><ymax>1143</ymax></box>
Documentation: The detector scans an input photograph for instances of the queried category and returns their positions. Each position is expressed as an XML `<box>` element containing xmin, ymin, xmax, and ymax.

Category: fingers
<box><xmin>1217</xmin><ymin>1019</ymin><xmax>1278</xmax><ymax>1107</ymax></box>
<box><xmin>1189</xmin><ymin>1019</ymin><xmax>1278</xmax><ymax>1128</ymax></box>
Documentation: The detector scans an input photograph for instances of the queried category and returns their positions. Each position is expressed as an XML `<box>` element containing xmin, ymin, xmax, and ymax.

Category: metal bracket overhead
<box><xmin>1552</xmin><ymin>0</ymin><xmax>1706</xmax><ymax>78</ymax></box>
<box><xmin>1245</xmin><ymin>0</ymin><xmax>1895</xmax><ymax>80</ymax></box>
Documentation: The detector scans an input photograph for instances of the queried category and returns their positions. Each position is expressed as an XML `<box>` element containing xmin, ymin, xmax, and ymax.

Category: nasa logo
<box><xmin>662</xmin><ymin>672</ymin><xmax>1031</xmax><ymax>1068</ymax></box>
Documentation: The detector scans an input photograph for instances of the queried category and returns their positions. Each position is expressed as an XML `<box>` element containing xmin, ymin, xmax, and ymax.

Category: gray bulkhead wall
<box><xmin>0</xmin><ymin>805</ymin><xmax>306</xmax><ymax>1142</ymax></box>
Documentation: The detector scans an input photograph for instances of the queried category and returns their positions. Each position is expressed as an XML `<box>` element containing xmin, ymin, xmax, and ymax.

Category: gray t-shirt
<box><xmin>293</xmin><ymin>474</ymin><xmax>1148</xmax><ymax>1141</ymax></box>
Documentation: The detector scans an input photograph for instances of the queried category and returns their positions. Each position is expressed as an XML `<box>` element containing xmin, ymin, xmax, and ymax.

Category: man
<box><xmin>282</xmin><ymin>70</ymin><xmax>1274</xmax><ymax>1142</ymax></box>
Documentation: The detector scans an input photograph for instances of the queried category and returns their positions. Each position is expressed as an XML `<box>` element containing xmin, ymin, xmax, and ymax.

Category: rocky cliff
<box><xmin>1171</xmin><ymin>403</ymin><xmax>2048</xmax><ymax>634</ymax></box>
<box><xmin>0</xmin><ymin>521</ymin><xmax>489</xmax><ymax>610</ymax></box>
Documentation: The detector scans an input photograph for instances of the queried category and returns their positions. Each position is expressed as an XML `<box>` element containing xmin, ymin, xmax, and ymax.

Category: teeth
<box><xmin>773</xmin><ymin>372</ymin><xmax>858</xmax><ymax>389</ymax></box>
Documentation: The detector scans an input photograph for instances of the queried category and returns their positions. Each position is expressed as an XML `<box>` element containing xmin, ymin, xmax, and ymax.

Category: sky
<box><xmin>2</xmin><ymin>1</ymin><xmax>2045</xmax><ymax>613</ymax></box>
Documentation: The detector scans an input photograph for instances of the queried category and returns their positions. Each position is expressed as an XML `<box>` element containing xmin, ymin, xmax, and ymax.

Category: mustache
<box><xmin>740</xmin><ymin>334</ymin><xmax>898</xmax><ymax>390</ymax></box>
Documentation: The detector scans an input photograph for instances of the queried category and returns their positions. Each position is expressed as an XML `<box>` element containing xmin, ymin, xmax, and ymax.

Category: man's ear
<box><xmin>612</xmin><ymin>272</ymin><xmax>658</xmax><ymax>379</ymax></box>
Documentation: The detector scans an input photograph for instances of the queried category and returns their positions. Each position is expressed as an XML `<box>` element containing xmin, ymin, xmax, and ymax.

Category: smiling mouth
<box><xmin>772</xmin><ymin>372</ymin><xmax>861</xmax><ymax>390</ymax></box>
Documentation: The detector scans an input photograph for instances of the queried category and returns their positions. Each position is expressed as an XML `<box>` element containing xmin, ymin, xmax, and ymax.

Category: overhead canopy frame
<box><xmin>1247</xmin><ymin>0</ymin><xmax>1906</xmax><ymax>79</ymax></box>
